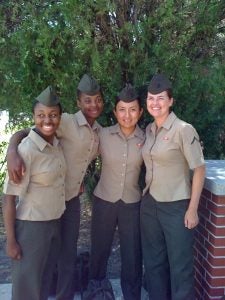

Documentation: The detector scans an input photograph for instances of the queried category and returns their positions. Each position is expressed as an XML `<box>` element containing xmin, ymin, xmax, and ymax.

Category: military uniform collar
<box><xmin>151</xmin><ymin>111</ymin><xmax>177</xmax><ymax>132</ymax></box>
<box><xmin>29</xmin><ymin>129</ymin><xmax>59</xmax><ymax>151</ymax></box>
<box><xmin>75</xmin><ymin>110</ymin><xmax>100</xmax><ymax>130</ymax></box>
<box><xmin>109</xmin><ymin>123</ymin><xmax>144</xmax><ymax>138</ymax></box>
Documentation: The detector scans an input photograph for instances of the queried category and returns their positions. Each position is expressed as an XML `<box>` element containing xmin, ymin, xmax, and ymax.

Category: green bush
<box><xmin>0</xmin><ymin>1</ymin><xmax>224</xmax><ymax>193</ymax></box>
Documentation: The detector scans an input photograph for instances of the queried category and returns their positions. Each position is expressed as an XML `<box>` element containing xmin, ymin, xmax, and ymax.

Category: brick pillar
<box><xmin>194</xmin><ymin>160</ymin><xmax>225</xmax><ymax>300</ymax></box>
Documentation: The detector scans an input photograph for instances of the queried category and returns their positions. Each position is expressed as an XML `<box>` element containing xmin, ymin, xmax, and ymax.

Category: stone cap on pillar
<box><xmin>204</xmin><ymin>160</ymin><xmax>225</xmax><ymax>196</ymax></box>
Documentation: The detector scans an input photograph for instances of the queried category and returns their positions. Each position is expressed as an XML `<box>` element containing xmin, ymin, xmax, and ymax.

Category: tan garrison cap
<box><xmin>148</xmin><ymin>74</ymin><xmax>172</xmax><ymax>94</ymax></box>
<box><xmin>77</xmin><ymin>74</ymin><xmax>100</xmax><ymax>95</ymax></box>
<box><xmin>36</xmin><ymin>86</ymin><xmax>59</xmax><ymax>106</ymax></box>
<box><xmin>118</xmin><ymin>83</ymin><xmax>139</xmax><ymax>102</ymax></box>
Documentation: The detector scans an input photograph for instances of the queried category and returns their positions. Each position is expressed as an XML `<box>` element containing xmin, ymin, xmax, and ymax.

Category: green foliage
<box><xmin>0</xmin><ymin>141</ymin><xmax>7</xmax><ymax>191</ymax></box>
<box><xmin>0</xmin><ymin>0</ymin><xmax>224</xmax><ymax>161</ymax></box>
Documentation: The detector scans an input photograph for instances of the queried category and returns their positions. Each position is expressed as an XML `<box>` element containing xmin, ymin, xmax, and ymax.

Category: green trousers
<box><xmin>140</xmin><ymin>194</ymin><xmax>195</xmax><ymax>300</ymax></box>
<box><xmin>90</xmin><ymin>196</ymin><xmax>142</xmax><ymax>300</ymax></box>
<box><xmin>12</xmin><ymin>219</ymin><xmax>61</xmax><ymax>300</ymax></box>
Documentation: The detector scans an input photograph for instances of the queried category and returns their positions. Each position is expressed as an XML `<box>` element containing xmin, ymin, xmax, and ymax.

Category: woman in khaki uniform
<box><xmin>3</xmin><ymin>87</ymin><xmax>66</xmax><ymax>300</ymax></box>
<box><xmin>141</xmin><ymin>74</ymin><xmax>205</xmax><ymax>300</ymax></box>
<box><xmin>87</xmin><ymin>84</ymin><xmax>145</xmax><ymax>300</ymax></box>
<box><xmin>6</xmin><ymin>74</ymin><xmax>104</xmax><ymax>300</ymax></box>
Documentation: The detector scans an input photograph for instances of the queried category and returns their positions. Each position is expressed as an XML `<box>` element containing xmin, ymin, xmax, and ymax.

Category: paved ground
<box><xmin>0</xmin><ymin>281</ymin><xmax>148</xmax><ymax>300</ymax></box>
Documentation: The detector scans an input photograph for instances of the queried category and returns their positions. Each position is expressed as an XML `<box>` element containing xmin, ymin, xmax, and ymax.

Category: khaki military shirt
<box><xmin>4</xmin><ymin>130</ymin><xmax>66</xmax><ymax>221</ymax></box>
<box><xmin>142</xmin><ymin>112</ymin><xmax>205</xmax><ymax>202</ymax></box>
<box><xmin>94</xmin><ymin>124</ymin><xmax>145</xmax><ymax>203</ymax></box>
<box><xmin>56</xmin><ymin>111</ymin><xmax>100</xmax><ymax>201</ymax></box>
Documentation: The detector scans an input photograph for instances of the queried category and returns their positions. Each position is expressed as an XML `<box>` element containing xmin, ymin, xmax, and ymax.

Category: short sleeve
<box><xmin>56</xmin><ymin>113</ymin><xmax>69</xmax><ymax>138</ymax></box>
<box><xmin>3</xmin><ymin>144</ymin><xmax>31</xmax><ymax>197</ymax></box>
<box><xmin>180</xmin><ymin>124</ymin><xmax>205</xmax><ymax>169</ymax></box>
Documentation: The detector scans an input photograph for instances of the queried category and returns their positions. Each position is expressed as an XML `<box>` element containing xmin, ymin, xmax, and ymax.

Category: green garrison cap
<box><xmin>77</xmin><ymin>74</ymin><xmax>100</xmax><ymax>95</ymax></box>
<box><xmin>148</xmin><ymin>74</ymin><xmax>172</xmax><ymax>94</ymax></box>
<box><xmin>118</xmin><ymin>83</ymin><xmax>139</xmax><ymax>102</ymax></box>
<box><xmin>35</xmin><ymin>86</ymin><xmax>59</xmax><ymax>106</ymax></box>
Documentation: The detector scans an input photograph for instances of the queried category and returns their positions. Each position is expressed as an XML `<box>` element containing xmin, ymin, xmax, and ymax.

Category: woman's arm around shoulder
<box><xmin>6</xmin><ymin>128</ymin><xmax>30</xmax><ymax>183</ymax></box>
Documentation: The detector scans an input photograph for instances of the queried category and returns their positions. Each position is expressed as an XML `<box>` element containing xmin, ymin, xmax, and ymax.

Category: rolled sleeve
<box><xmin>181</xmin><ymin>124</ymin><xmax>205</xmax><ymax>170</ymax></box>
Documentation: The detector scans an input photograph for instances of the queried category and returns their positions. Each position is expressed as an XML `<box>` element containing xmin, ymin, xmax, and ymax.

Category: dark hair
<box><xmin>114</xmin><ymin>96</ymin><xmax>142</xmax><ymax>110</ymax></box>
<box><xmin>76</xmin><ymin>89</ymin><xmax>104</xmax><ymax>100</ymax></box>
<box><xmin>165</xmin><ymin>88</ymin><xmax>173</xmax><ymax>99</ymax></box>
<box><xmin>32</xmin><ymin>100</ymin><xmax>63</xmax><ymax>114</ymax></box>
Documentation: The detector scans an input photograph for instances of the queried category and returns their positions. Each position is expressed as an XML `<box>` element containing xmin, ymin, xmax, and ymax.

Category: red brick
<box><xmin>194</xmin><ymin>277</ymin><xmax>204</xmax><ymax>295</ymax></box>
<box><xmin>198</xmin><ymin>215</ymin><xmax>207</xmax><ymax>227</ymax></box>
<box><xmin>199</xmin><ymin>206</ymin><xmax>210</xmax><ymax>220</ymax></box>
<box><xmin>208</xmin><ymin>201</ymin><xmax>225</xmax><ymax>215</ymax></box>
<box><xmin>196</xmin><ymin>231</ymin><xmax>206</xmax><ymax>245</ymax></box>
<box><xmin>205</xmin><ymin>272</ymin><xmax>225</xmax><ymax>287</ymax></box>
<box><xmin>195</xmin><ymin>239</ymin><xmax>207</xmax><ymax>257</ymax></box>
<box><xmin>195</xmin><ymin>258</ymin><xmax>206</xmax><ymax>276</ymax></box>
<box><xmin>205</xmin><ymin>240</ymin><xmax>225</xmax><ymax>256</ymax></box>
<box><xmin>212</xmin><ymin>194</ymin><xmax>225</xmax><ymax>205</ymax></box>
<box><xmin>195</xmin><ymin>271</ymin><xmax>203</xmax><ymax>286</ymax></box>
<box><xmin>209</xmin><ymin>233</ymin><xmax>225</xmax><ymax>247</ymax></box>
<box><xmin>206</xmin><ymin>221</ymin><xmax>225</xmax><ymax>236</ymax></box>
<box><xmin>211</xmin><ymin>214</ymin><xmax>225</xmax><ymax>226</ymax></box>
<box><xmin>195</xmin><ymin>227</ymin><xmax>205</xmax><ymax>241</ymax></box>
<box><xmin>197</xmin><ymin>223</ymin><xmax>209</xmax><ymax>239</ymax></box>
<box><xmin>201</xmin><ymin>292</ymin><xmax>216</xmax><ymax>300</ymax></box>
<box><xmin>194</xmin><ymin>248</ymin><xmax>206</xmax><ymax>265</ymax></box>
<box><xmin>204</xmin><ymin>260</ymin><xmax>225</xmax><ymax>277</ymax></box>
<box><xmin>205</xmin><ymin>281</ymin><xmax>225</xmax><ymax>297</ymax></box>
<box><xmin>199</xmin><ymin>197</ymin><xmax>208</xmax><ymax>209</ymax></box>
<box><xmin>197</xmin><ymin>251</ymin><xmax>207</xmax><ymax>265</ymax></box>
<box><xmin>202</xmin><ymin>189</ymin><xmax>212</xmax><ymax>200</ymax></box>
<box><xmin>207</xmin><ymin>252</ymin><xmax>225</xmax><ymax>267</ymax></box>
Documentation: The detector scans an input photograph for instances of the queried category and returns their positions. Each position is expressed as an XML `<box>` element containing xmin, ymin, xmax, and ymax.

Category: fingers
<box><xmin>21</xmin><ymin>163</ymin><xmax>26</xmax><ymax>176</ymax></box>
<box><xmin>6</xmin><ymin>242</ymin><xmax>22</xmax><ymax>260</ymax></box>
<box><xmin>15</xmin><ymin>252</ymin><xmax>22</xmax><ymax>260</ymax></box>
<box><xmin>8</xmin><ymin>165</ymin><xmax>25</xmax><ymax>184</ymax></box>
<box><xmin>9</xmin><ymin>170</ymin><xmax>21</xmax><ymax>184</ymax></box>
<box><xmin>8</xmin><ymin>250</ymin><xmax>22</xmax><ymax>260</ymax></box>
<box><xmin>184</xmin><ymin>218</ymin><xmax>198</xmax><ymax>229</ymax></box>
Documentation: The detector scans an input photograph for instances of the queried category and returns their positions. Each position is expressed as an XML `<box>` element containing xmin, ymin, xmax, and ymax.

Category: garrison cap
<box><xmin>148</xmin><ymin>74</ymin><xmax>172</xmax><ymax>94</ymax></box>
<box><xmin>35</xmin><ymin>86</ymin><xmax>60</xmax><ymax>106</ymax></box>
<box><xmin>77</xmin><ymin>74</ymin><xmax>100</xmax><ymax>95</ymax></box>
<box><xmin>118</xmin><ymin>83</ymin><xmax>139</xmax><ymax>102</ymax></box>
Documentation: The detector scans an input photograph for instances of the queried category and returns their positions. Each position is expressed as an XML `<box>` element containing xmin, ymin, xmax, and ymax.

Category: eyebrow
<box><xmin>35</xmin><ymin>109</ymin><xmax>59</xmax><ymax>113</ymax></box>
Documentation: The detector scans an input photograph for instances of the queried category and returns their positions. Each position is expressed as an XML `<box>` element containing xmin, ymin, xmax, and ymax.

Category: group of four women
<box><xmin>3</xmin><ymin>73</ymin><xmax>205</xmax><ymax>300</ymax></box>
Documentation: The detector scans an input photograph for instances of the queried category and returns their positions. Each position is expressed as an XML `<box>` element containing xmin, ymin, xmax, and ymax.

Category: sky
<box><xmin>0</xmin><ymin>110</ymin><xmax>9</xmax><ymax>142</ymax></box>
